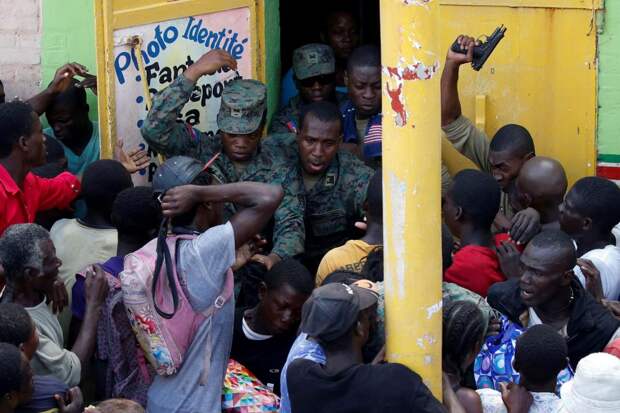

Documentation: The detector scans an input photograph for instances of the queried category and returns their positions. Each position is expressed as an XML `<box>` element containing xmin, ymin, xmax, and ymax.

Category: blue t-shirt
<box><xmin>147</xmin><ymin>223</ymin><xmax>236</xmax><ymax>413</ymax></box>
<box><xmin>279</xmin><ymin>332</ymin><xmax>326</xmax><ymax>413</ymax></box>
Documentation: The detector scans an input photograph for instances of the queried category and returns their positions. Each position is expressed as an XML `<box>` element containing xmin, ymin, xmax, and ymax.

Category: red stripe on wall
<box><xmin>597</xmin><ymin>166</ymin><xmax>620</xmax><ymax>180</ymax></box>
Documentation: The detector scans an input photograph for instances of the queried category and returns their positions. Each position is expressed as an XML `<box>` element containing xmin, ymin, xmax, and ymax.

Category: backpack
<box><xmin>120</xmin><ymin>231</ymin><xmax>234</xmax><ymax>376</ymax></box>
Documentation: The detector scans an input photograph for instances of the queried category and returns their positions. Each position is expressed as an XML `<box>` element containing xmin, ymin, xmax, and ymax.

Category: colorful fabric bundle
<box><xmin>222</xmin><ymin>359</ymin><xmax>280</xmax><ymax>412</ymax></box>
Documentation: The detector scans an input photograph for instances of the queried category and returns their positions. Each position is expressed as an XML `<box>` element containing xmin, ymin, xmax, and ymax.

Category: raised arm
<box><xmin>161</xmin><ymin>181</ymin><xmax>283</xmax><ymax>249</ymax></box>
<box><xmin>140</xmin><ymin>49</ymin><xmax>238</xmax><ymax>157</ymax></box>
<box><xmin>28</xmin><ymin>63</ymin><xmax>90</xmax><ymax>115</ymax></box>
<box><xmin>441</xmin><ymin>36</ymin><xmax>476</xmax><ymax>127</ymax></box>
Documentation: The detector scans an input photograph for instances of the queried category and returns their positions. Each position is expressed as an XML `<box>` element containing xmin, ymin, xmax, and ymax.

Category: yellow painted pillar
<box><xmin>381</xmin><ymin>0</ymin><xmax>443</xmax><ymax>398</ymax></box>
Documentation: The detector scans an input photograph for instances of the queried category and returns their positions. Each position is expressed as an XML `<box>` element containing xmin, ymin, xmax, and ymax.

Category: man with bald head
<box><xmin>512</xmin><ymin>156</ymin><xmax>568</xmax><ymax>231</ymax></box>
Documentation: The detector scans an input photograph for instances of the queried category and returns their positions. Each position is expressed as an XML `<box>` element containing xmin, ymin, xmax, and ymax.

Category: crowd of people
<box><xmin>0</xmin><ymin>7</ymin><xmax>619</xmax><ymax>413</ymax></box>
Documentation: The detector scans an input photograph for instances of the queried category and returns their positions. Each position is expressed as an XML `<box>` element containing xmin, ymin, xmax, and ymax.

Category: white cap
<box><xmin>559</xmin><ymin>352</ymin><xmax>620</xmax><ymax>413</ymax></box>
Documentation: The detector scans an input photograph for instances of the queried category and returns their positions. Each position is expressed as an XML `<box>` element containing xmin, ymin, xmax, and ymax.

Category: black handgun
<box><xmin>451</xmin><ymin>25</ymin><xmax>507</xmax><ymax>71</ymax></box>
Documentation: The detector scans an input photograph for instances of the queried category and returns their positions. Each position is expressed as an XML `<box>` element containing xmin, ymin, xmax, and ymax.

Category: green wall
<box><xmin>598</xmin><ymin>0</ymin><xmax>620</xmax><ymax>161</ymax></box>
<box><xmin>265</xmin><ymin>0</ymin><xmax>281</xmax><ymax>126</ymax></box>
<box><xmin>41</xmin><ymin>0</ymin><xmax>281</xmax><ymax>126</ymax></box>
<box><xmin>41</xmin><ymin>0</ymin><xmax>98</xmax><ymax>122</ymax></box>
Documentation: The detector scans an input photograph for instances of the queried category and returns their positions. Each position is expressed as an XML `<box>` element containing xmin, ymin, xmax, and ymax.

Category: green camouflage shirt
<box><xmin>269</xmin><ymin>92</ymin><xmax>348</xmax><ymax>134</ymax></box>
<box><xmin>141</xmin><ymin>74</ymin><xmax>304</xmax><ymax>258</ymax></box>
<box><xmin>262</xmin><ymin>133</ymin><xmax>374</xmax><ymax>270</ymax></box>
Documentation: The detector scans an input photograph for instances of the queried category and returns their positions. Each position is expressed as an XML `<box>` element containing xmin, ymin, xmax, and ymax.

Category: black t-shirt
<box><xmin>287</xmin><ymin>359</ymin><xmax>446</xmax><ymax>413</ymax></box>
<box><xmin>230</xmin><ymin>307</ymin><xmax>297</xmax><ymax>395</ymax></box>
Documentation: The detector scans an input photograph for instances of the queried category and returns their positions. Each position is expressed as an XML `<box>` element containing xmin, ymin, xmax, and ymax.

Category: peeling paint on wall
<box><xmin>388</xmin><ymin>172</ymin><xmax>407</xmax><ymax>299</ymax></box>
<box><xmin>426</xmin><ymin>300</ymin><xmax>442</xmax><ymax>319</ymax></box>
<box><xmin>384</xmin><ymin>58</ymin><xmax>439</xmax><ymax>127</ymax></box>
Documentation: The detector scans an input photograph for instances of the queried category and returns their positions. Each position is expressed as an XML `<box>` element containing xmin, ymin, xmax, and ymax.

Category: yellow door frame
<box><xmin>94</xmin><ymin>0</ymin><xmax>267</xmax><ymax>158</ymax></box>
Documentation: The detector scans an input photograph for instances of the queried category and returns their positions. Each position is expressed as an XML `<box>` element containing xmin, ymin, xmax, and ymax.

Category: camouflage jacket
<box><xmin>141</xmin><ymin>74</ymin><xmax>304</xmax><ymax>259</ymax></box>
<box><xmin>269</xmin><ymin>92</ymin><xmax>348</xmax><ymax>134</ymax></box>
<box><xmin>262</xmin><ymin>133</ymin><xmax>373</xmax><ymax>268</ymax></box>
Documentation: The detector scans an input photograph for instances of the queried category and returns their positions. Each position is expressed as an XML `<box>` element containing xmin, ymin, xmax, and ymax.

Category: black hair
<box><xmin>442</xmin><ymin>223</ymin><xmax>455</xmax><ymax>272</ymax></box>
<box><xmin>514</xmin><ymin>324</ymin><xmax>567</xmax><ymax>385</ymax></box>
<box><xmin>31</xmin><ymin>162</ymin><xmax>65</xmax><ymax>179</ymax></box>
<box><xmin>321</xmin><ymin>270</ymin><xmax>365</xmax><ymax>286</ymax></box>
<box><xmin>48</xmin><ymin>81</ymin><xmax>88</xmax><ymax>112</ymax></box>
<box><xmin>442</xmin><ymin>300</ymin><xmax>485</xmax><ymax>376</ymax></box>
<box><xmin>0</xmin><ymin>342</ymin><xmax>24</xmax><ymax>396</ymax></box>
<box><xmin>0</xmin><ymin>303</ymin><xmax>33</xmax><ymax>347</ymax></box>
<box><xmin>0</xmin><ymin>101</ymin><xmax>35</xmax><ymax>158</ymax></box>
<box><xmin>529</xmin><ymin>230</ymin><xmax>577</xmax><ymax>269</ymax></box>
<box><xmin>366</xmin><ymin>169</ymin><xmax>382</xmax><ymax>224</ymax></box>
<box><xmin>347</xmin><ymin>45</ymin><xmax>380</xmax><ymax>72</ymax></box>
<box><xmin>361</xmin><ymin>247</ymin><xmax>383</xmax><ymax>282</ymax></box>
<box><xmin>489</xmin><ymin>124</ymin><xmax>535</xmax><ymax>158</ymax></box>
<box><xmin>81</xmin><ymin>160</ymin><xmax>133</xmax><ymax>214</ymax></box>
<box><xmin>449</xmin><ymin>169</ymin><xmax>501</xmax><ymax>228</ymax></box>
<box><xmin>299</xmin><ymin>100</ymin><xmax>343</xmax><ymax>133</ymax></box>
<box><xmin>570</xmin><ymin>176</ymin><xmax>620</xmax><ymax>233</ymax></box>
<box><xmin>264</xmin><ymin>258</ymin><xmax>314</xmax><ymax>296</ymax></box>
<box><xmin>111</xmin><ymin>186</ymin><xmax>162</xmax><ymax>238</ymax></box>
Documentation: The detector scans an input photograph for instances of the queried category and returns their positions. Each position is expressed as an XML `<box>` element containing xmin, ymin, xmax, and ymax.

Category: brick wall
<box><xmin>0</xmin><ymin>0</ymin><xmax>42</xmax><ymax>100</ymax></box>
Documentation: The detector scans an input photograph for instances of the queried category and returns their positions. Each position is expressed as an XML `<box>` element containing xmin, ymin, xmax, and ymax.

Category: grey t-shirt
<box><xmin>147</xmin><ymin>222</ymin><xmax>236</xmax><ymax>413</ymax></box>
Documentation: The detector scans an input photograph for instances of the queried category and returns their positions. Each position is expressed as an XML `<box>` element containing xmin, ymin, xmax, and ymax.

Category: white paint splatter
<box><xmin>426</xmin><ymin>300</ymin><xmax>442</xmax><ymax>319</ymax></box>
<box><xmin>424</xmin><ymin>355</ymin><xmax>433</xmax><ymax>365</ymax></box>
<box><xmin>388</xmin><ymin>172</ymin><xmax>407</xmax><ymax>299</ymax></box>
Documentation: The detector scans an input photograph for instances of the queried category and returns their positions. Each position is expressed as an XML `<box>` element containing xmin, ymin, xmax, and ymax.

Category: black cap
<box><xmin>152</xmin><ymin>156</ymin><xmax>204</xmax><ymax>195</ymax></box>
<box><xmin>300</xmin><ymin>282</ymin><xmax>379</xmax><ymax>343</ymax></box>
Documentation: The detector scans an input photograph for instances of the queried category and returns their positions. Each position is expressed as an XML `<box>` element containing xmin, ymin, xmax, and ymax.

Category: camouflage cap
<box><xmin>217</xmin><ymin>79</ymin><xmax>266</xmax><ymax>134</ymax></box>
<box><xmin>293</xmin><ymin>43</ymin><xmax>336</xmax><ymax>80</ymax></box>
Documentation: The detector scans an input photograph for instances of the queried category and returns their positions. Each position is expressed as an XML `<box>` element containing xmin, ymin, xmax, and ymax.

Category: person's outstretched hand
<box><xmin>55</xmin><ymin>387</ymin><xmax>84</xmax><ymax>413</ymax></box>
<box><xmin>114</xmin><ymin>139</ymin><xmax>150</xmax><ymax>174</ymax></box>
<box><xmin>446</xmin><ymin>35</ymin><xmax>477</xmax><ymax>67</ymax></box>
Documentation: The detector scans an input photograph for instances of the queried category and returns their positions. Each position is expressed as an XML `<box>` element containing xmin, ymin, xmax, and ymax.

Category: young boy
<box><xmin>560</xmin><ymin>176</ymin><xmax>620</xmax><ymax>300</ymax></box>
<box><xmin>477</xmin><ymin>324</ymin><xmax>567</xmax><ymax>412</ymax></box>
<box><xmin>443</xmin><ymin>169</ymin><xmax>506</xmax><ymax>297</ymax></box>
<box><xmin>50</xmin><ymin>159</ymin><xmax>133</xmax><ymax>336</ymax></box>
<box><xmin>231</xmin><ymin>258</ymin><xmax>314</xmax><ymax>394</ymax></box>
<box><xmin>0</xmin><ymin>303</ymin><xmax>83</xmax><ymax>413</ymax></box>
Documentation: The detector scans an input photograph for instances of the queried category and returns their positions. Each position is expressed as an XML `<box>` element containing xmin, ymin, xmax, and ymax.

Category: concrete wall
<box><xmin>0</xmin><ymin>0</ymin><xmax>42</xmax><ymax>100</ymax></box>
<box><xmin>598</xmin><ymin>1</ymin><xmax>620</xmax><ymax>163</ymax></box>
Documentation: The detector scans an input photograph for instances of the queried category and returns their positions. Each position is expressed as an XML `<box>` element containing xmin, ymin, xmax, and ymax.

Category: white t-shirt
<box><xmin>613</xmin><ymin>224</ymin><xmax>620</xmax><ymax>247</ymax></box>
<box><xmin>477</xmin><ymin>388</ymin><xmax>561</xmax><ymax>413</ymax></box>
<box><xmin>574</xmin><ymin>245</ymin><xmax>620</xmax><ymax>300</ymax></box>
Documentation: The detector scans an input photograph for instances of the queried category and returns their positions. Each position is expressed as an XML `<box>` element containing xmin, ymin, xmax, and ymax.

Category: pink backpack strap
<box><xmin>200</xmin><ymin>268</ymin><xmax>234</xmax><ymax>385</ymax></box>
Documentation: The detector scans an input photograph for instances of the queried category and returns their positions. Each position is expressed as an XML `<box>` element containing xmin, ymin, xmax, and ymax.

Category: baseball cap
<box><xmin>300</xmin><ymin>281</ymin><xmax>379</xmax><ymax>343</ymax></box>
<box><xmin>293</xmin><ymin>43</ymin><xmax>336</xmax><ymax>80</ymax></box>
<box><xmin>152</xmin><ymin>156</ymin><xmax>205</xmax><ymax>195</ymax></box>
<box><xmin>217</xmin><ymin>79</ymin><xmax>266</xmax><ymax>135</ymax></box>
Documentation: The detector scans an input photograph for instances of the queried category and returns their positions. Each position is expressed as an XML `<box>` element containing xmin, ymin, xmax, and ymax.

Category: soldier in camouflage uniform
<box><xmin>270</xmin><ymin>44</ymin><xmax>347</xmax><ymax>134</ymax></box>
<box><xmin>141</xmin><ymin>49</ymin><xmax>303</xmax><ymax>270</ymax></box>
<box><xmin>263</xmin><ymin>101</ymin><xmax>373</xmax><ymax>274</ymax></box>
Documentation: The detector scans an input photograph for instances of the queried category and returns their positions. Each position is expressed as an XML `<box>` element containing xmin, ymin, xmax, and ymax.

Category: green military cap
<box><xmin>293</xmin><ymin>43</ymin><xmax>336</xmax><ymax>80</ymax></box>
<box><xmin>217</xmin><ymin>79</ymin><xmax>266</xmax><ymax>134</ymax></box>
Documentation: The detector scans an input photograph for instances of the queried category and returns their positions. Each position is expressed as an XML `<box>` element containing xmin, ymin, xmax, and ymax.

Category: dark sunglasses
<box><xmin>298</xmin><ymin>74</ymin><xmax>336</xmax><ymax>87</ymax></box>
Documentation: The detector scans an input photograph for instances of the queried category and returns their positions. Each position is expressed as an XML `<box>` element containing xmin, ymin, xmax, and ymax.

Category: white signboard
<box><xmin>112</xmin><ymin>7</ymin><xmax>253</xmax><ymax>183</ymax></box>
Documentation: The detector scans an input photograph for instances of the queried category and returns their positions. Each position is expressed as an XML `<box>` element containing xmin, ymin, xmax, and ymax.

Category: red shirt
<box><xmin>0</xmin><ymin>164</ymin><xmax>80</xmax><ymax>235</ymax></box>
<box><xmin>444</xmin><ymin>234</ymin><xmax>519</xmax><ymax>297</ymax></box>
